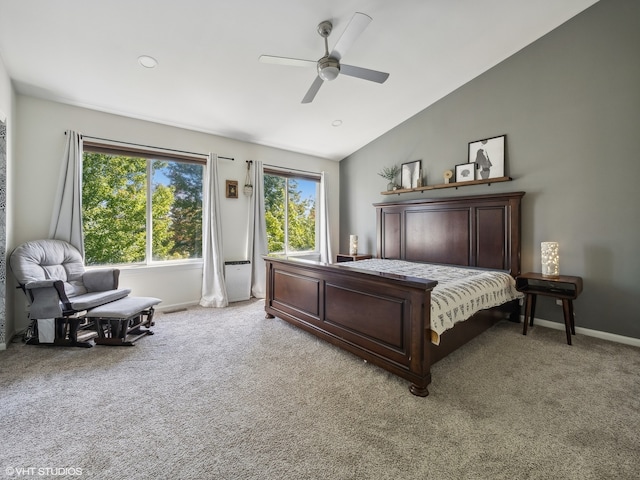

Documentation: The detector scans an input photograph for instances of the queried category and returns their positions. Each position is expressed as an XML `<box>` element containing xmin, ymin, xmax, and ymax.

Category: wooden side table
<box><xmin>336</xmin><ymin>253</ymin><xmax>372</xmax><ymax>263</ymax></box>
<box><xmin>515</xmin><ymin>272</ymin><xmax>583</xmax><ymax>345</ymax></box>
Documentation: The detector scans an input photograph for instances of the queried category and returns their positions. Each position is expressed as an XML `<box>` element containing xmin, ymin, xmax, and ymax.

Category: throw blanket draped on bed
<box><xmin>340</xmin><ymin>259</ymin><xmax>523</xmax><ymax>345</ymax></box>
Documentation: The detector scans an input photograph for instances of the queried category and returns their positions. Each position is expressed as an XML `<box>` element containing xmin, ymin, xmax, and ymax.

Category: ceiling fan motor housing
<box><xmin>318</xmin><ymin>56</ymin><xmax>340</xmax><ymax>81</ymax></box>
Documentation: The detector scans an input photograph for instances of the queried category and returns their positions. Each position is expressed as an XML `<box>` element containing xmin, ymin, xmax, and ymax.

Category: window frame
<box><xmin>263</xmin><ymin>166</ymin><xmax>321</xmax><ymax>257</ymax></box>
<box><xmin>82</xmin><ymin>140</ymin><xmax>205</xmax><ymax>267</ymax></box>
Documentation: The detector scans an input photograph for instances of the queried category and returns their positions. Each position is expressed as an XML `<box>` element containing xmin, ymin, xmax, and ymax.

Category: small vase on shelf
<box><xmin>378</xmin><ymin>165</ymin><xmax>401</xmax><ymax>192</ymax></box>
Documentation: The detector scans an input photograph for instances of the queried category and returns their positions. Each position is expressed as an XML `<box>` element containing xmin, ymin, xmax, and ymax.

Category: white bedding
<box><xmin>339</xmin><ymin>259</ymin><xmax>523</xmax><ymax>344</ymax></box>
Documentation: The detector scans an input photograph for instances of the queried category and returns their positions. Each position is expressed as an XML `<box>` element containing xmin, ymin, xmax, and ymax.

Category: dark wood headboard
<box><xmin>374</xmin><ymin>192</ymin><xmax>525</xmax><ymax>277</ymax></box>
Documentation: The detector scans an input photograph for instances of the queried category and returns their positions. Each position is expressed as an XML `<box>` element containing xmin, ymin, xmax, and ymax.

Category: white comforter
<box><xmin>340</xmin><ymin>259</ymin><xmax>523</xmax><ymax>344</ymax></box>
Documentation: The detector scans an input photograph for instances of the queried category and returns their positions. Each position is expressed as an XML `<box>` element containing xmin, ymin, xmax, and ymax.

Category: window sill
<box><xmin>87</xmin><ymin>260</ymin><xmax>203</xmax><ymax>273</ymax></box>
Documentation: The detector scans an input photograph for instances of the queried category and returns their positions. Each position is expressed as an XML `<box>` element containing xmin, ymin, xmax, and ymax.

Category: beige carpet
<box><xmin>0</xmin><ymin>299</ymin><xmax>639</xmax><ymax>479</ymax></box>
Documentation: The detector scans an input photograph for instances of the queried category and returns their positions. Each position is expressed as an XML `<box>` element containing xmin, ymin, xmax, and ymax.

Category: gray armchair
<box><xmin>10</xmin><ymin>239</ymin><xmax>131</xmax><ymax>347</ymax></box>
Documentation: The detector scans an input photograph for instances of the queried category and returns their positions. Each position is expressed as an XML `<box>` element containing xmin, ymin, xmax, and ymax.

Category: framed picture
<box><xmin>226</xmin><ymin>180</ymin><xmax>238</xmax><ymax>198</ymax></box>
<box><xmin>455</xmin><ymin>163</ymin><xmax>476</xmax><ymax>183</ymax></box>
<box><xmin>468</xmin><ymin>134</ymin><xmax>505</xmax><ymax>180</ymax></box>
<box><xmin>401</xmin><ymin>160</ymin><xmax>422</xmax><ymax>189</ymax></box>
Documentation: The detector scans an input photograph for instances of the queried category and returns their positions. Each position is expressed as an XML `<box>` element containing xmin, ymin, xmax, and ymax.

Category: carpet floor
<box><xmin>1</xmin><ymin>299</ymin><xmax>639</xmax><ymax>479</ymax></box>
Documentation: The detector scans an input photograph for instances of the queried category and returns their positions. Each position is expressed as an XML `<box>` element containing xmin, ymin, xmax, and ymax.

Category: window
<box><xmin>82</xmin><ymin>143</ymin><xmax>204</xmax><ymax>266</ymax></box>
<box><xmin>264</xmin><ymin>170</ymin><xmax>319</xmax><ymax>255</ymax></box>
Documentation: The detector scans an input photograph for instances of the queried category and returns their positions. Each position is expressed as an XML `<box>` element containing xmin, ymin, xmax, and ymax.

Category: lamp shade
<box><xmin>541</xmin><ymin>242</ymin><xmax>559</xmax><ymax>278</ymax></box>
<box><xmin>349</xmin><ymin>235</ymin><xmax>358</xmax><ymax>255</ymax></box>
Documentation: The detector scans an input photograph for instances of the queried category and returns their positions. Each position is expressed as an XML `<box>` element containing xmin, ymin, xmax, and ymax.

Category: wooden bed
<box><xmin>264</xmin><ymin>191</ymin><xmax>525</xmax><ymax>396</ymax></box>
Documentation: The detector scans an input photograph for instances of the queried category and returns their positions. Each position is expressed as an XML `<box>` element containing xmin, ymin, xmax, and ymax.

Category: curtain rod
<box><xmin>263</xmin><ymin>163</ymin><xmax>320</xmax><ymax>176</ymax></box>
<box><xmin>65</xmin><ymin>132</ymin><xmax>234</xmax><ymax>161</ymax></box>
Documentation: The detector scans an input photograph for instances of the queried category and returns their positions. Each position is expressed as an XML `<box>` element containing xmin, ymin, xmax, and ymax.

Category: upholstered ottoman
<box><xmin>87</xmin><ymin>296</ymin><xmax>161</xmax><ymax>346</ymax></box>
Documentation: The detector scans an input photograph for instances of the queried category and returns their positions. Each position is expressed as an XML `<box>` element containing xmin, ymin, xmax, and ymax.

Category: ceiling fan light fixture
<box><xmin>317</xmin><ymin>57</ymin><xmax>340</xmax><ymax>81</ymax></box>
<box><xmin>319</xmin><ymin>66</ymin><xmax>339</xmax><ymax>81</ymax></box>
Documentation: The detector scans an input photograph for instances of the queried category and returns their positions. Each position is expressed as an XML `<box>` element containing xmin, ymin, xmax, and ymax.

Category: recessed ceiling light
<box><xmin>138</xmin><ymin>55</ymin><xmax>158</xmax><ymax>68</ymax></box>
<box><xmin>331</xmin><ymin>119</ymin><xmax>343</xmax><ymax>127</ymax></box>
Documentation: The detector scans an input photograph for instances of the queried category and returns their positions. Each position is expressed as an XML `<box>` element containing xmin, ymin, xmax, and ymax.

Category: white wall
<box><xmin>10</xmin><ymin>96</ymin><xmax>339</xmax><ymax>331</ymax></box>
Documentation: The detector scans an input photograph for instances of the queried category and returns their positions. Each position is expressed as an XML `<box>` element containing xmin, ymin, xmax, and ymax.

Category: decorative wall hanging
<box><xmin>401</xmin><ymin>160</ymin><xmax>422</xmax><ymax>189</ymax></box>
<box><xmin>0</xmin><ymin>112</ymin><xmax>6</xmax><ymax>347</ymax></box>
<box><xmin>226</xmin><ymin>180</ymin><xmax>238</xmax><ymax>198</ymax></box>
<box><xmin>244</xmin><ymin>161</ymin><xmax>253</xmax><ymax>197</ymax></box>
<box><xmin>468</xmin><ymin>134</ymin><xmax>505</xmax><ymax>180</ymax></box>
<box><xmin>455</xmin><ymin>163</ymin><xmax>475</xmax><ymax>182</ymax></box>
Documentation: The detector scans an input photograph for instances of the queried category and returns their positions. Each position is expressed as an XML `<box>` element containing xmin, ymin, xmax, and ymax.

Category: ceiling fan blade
<box><xmin>330</xmin><ymin>12</ymin><xmax>372</xmax><ymax>61</ymax></box>
<box><xmin>340</xmin><ymin>64</ymin><xmax>389</xmax><ymax>84</ymax></box>
<box><xmin>259</xmin><ymin>55</ymin><xmax>316</xmax><ymax>68</ymax></box>
<box><xmin>302</xmin><ymin>76</ymin><xmax>324</xmax><ymax>104</ymax></box>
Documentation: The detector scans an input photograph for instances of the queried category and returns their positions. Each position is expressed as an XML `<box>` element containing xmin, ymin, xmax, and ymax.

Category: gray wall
<box><xmin>339</xmin><ymin>0</ymin><xmax>640</xmax><ymax>339</ymax></box>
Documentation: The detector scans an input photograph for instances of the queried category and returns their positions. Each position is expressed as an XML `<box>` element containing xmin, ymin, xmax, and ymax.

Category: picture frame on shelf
<box><xmin>226</xmin><ymin>180</ymin><xmax>238</xmax><ymax>198</ymax></box>
<box><xmin>468</xmin><ymin>134</ymin><xmax>505</xmax><ymax>180</ymax></box>
<box><xmin>401</xmin><ymin>160</ymin><xmax>422</xmax><ymax>189</ymax></box>
<box><xmin>455</xmin><ymin>163</ymin><xmax>476</xmax><ymax>183</ymax></box>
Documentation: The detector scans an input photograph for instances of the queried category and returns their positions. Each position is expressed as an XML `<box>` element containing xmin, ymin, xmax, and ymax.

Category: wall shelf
<box><xmin>380</xmin><ymin>176</ymin><xmax>512</xmax><ymax>195</ymax></box>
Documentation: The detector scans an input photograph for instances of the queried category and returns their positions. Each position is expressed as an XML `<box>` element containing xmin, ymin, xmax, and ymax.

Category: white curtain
<box><xmin>200</xmin><ymin>153</ymin><xmax>228</xmax><ymax>308</ymax></box>
<box><xmin>49</xmin><ymin>130</ymin><xmax>84</xmax><ymax>256</ymax></box>
<box><xmin>319</xmin><ymin>171</ymin><xmax>333</xmax><ymax>264</ymax></box>
<box><xmin>248</xmin><ymin>160</ymin><xmax>268</xmax><ymax>298</ymax></box>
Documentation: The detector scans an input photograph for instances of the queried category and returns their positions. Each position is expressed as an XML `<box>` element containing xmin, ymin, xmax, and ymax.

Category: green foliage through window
<box><xmin>82</xmin><ymin>151</ymin><xmax>203</xmax><ymax>266</ymax></box>
<box><xmin>264</xmin><ymin>173</ymin><xmax>318</xmax><ymax>254</ymax></box>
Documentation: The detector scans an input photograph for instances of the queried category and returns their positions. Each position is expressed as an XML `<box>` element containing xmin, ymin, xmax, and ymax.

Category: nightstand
<box><xmin>515</xmin><ymin>272</ymin><xmax>583</xmax><ymax>345</ymax></box>
<box><xmin>336</xmin><ymin>253</ymin><xmax>372</xmax><ymax>263</ymax></box>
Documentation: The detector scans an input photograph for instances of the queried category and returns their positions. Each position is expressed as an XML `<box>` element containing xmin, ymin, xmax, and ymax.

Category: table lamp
<box><xmin>541</xmin><ymin>241</ymin><xmax>559</xmax><ymax>278</ymax></box>
<box><xmin>349</xmin><ymin>235</ymin><xmax>358</xmax><ymax>255</ymax></box>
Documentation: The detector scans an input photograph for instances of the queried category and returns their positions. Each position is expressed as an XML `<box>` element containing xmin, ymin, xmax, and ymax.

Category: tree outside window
<box><xmin>82</xmin><ymin>151</ymin><xmax>203</xmax><ymax>266</ymax></box>
<box><xmin>264</xmin><ymin>172</ymin><xmax>318</xmax><ymax>255</ymax></box>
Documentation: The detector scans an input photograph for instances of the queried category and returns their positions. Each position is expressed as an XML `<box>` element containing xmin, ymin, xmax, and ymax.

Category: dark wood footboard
<box><xmin>264</xmin><ymin>256</ymin><xmax>437</xmax><ymax>396</ymax></box>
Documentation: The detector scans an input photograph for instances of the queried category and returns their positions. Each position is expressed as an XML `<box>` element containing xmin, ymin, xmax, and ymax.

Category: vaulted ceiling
<box><xmin>0</xmin><ymin>0</ymin><xmax>598</xmax><ymax>160</ymax></box>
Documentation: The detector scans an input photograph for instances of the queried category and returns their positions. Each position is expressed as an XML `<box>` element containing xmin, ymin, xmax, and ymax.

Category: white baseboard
<box><xmin>526</xmin><ymin>316</ymin><xmax>640</xmax><ymax>348</ymax></box>
<box><xmin>156</xmin><ymin>301</ymin><xmax>199</xmax><ymax>313</ymax></box>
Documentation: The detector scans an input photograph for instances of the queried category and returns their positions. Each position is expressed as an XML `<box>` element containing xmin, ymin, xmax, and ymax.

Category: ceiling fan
<box><xmin>259</xmin><ymin>12</ymin><xmax>390</xmax><ymax>104</ymax></box>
